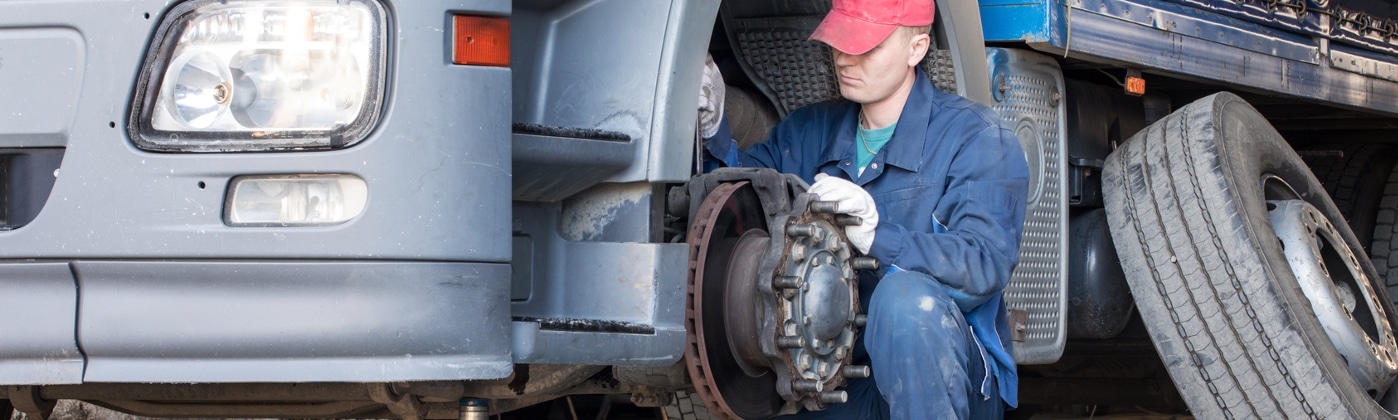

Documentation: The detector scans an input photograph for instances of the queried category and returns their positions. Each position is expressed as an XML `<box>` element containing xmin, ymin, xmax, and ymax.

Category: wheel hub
<box><xmin>684</xmin><ymin>178</ymin><xmax>871</xmax><ymax>418</ymax></box>
<box><xmin>1269</xmin><ymin>199</ymin><xmax>1398</xmax><ymax>398</ymax></box>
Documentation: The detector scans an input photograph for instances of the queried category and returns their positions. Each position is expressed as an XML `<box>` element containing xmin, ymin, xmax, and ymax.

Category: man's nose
<box><xmin>832</xmin><ymin>50</ymin><xmax>853</xmax><ymax>66</ymax></box>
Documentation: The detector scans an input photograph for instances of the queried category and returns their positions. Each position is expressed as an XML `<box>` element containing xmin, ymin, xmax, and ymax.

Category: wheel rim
<box><xmin>1269</xmin><ymin>198</ymin><xmax>1398</xmax><ymax>399</ymax></box>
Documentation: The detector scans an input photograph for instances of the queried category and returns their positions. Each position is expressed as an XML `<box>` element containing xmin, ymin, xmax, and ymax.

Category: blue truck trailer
<box><xmin>2</xmin><ymin>0</ymin><xmax>1397</xmax><ymax>418</ymax></box>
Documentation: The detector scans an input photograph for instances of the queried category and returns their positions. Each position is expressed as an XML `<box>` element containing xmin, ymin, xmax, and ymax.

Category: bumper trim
<box><xmin>71</xmin><ymin>261</ymin><xmax>511</xmax><ymax>383</ymax></box>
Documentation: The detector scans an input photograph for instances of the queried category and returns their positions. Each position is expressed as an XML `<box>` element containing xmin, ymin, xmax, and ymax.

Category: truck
<box><xmin>3</xmin><ymin>0</ymin><xmax>1398</xmax><ymax>418</ymax></box>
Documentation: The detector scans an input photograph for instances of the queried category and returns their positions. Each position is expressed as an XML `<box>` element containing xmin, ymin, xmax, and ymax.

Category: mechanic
<box><xmin>697</xmin><ymin>0</ymin><xmax>1029</xmax><ymax>418</ymax></box>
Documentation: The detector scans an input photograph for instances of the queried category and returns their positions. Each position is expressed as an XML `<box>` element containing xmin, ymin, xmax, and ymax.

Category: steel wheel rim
<box><xmin>1269</xmin><ymin>198</ymin><xmax>1398</xmax><ymax>399</ymax></box>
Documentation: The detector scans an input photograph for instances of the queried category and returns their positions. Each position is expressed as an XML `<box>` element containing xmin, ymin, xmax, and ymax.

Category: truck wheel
<box><xmin>1103</xmin><ymin>92</ymin><xmax>1398</xmax><ymax>418</ymax></box>
<box><xmin>663</xmin><ymin>391</ymin><xmax>717</xmax><ymax>420</ymax></box>
<box><xmin>1302</xmin><ymin>144</ymin><xmax>1398</xmax><ymax>297</ymax></box>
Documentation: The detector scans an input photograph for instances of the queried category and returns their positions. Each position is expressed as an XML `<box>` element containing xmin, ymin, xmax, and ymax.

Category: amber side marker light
<box><xmin>453</xmin><ymin>15</ymin><xmax>510</xmax><ymax>67</ymax></box>
<box><xmin>1125</xmin><ymin>69</ymin><xmax>1146</xmax><ymax>96</ymax></box>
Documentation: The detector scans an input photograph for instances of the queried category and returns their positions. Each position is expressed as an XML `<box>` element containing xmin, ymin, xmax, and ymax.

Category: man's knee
<box><xmin>868</xmin><ymin>270</ymin><xmax>958</xmax><ymax>322</ymax></box>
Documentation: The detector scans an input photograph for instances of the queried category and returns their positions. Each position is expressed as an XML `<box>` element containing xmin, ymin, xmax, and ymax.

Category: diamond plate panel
<box><xmin>987</xmin><ymin>48</ymin><xmax>1069</xmax><ymax>365</ymax></box>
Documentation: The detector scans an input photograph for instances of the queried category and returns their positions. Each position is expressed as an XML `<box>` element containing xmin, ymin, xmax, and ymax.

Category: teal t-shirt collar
<box><xmin>855</xmin><ymin>120</ymin><xmax>897</xmax><ymax>172</ymax></box>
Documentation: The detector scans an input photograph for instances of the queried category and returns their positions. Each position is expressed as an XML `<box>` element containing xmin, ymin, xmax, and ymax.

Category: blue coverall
<box><xmin>704</xmin><ymin>69</ymin><xmax>1029</xmax><ymax>419</ymax></box>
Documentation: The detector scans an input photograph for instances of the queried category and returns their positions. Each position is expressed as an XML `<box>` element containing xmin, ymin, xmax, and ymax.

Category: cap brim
<box><xmin>808</xmin><ymin>9</ymin><xmax>899</xmax><ymax>55</ymax></box>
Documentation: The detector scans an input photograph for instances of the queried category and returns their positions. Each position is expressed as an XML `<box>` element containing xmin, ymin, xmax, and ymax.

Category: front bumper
<box><xmin>0</xmin><ymin>261</ymin><xmax>511</xmax><ymax>384</ymax></box>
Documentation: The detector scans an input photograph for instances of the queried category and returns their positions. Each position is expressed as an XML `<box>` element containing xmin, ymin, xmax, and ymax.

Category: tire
<box><xmin>1374</xmin><ymin>167</ymin><xmax>1398</xmax><ymax>300</ymax></box>
<box><xmin>1103</xmin><ymin>92</ymin><xmax>1398</xmax><ymax>418</ymax></box>
<box><xmin>1302</xmin><ymin>145</ymin><xmax>1398</xmax><ymax>300</ymax></box>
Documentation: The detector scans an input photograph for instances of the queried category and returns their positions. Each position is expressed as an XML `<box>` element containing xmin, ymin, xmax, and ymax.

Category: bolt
<box><xmin>810</xmin><ymin>200</ymin><xmax>840</xmax><ymax>213</ymax></box>
<box><xmin>817</xmin><ymin>363</ymin><xmax>828</xmax><ymax>377</ymax></box>
<box><xmin>787</xmin><ymin>224</ymin><xmax>818</xmax><ymax>237</ymax></box>
<box><xmin>842</xmin><ymin>365</ymin><xmax>871</xmax><ymax>379</ymax></box>
<box><xmin>835</xmin><ymin>348</ymin><xmax>847</xmax><ymax>360</ymax></box>
<box><xmin>854</xmin><ymin>314</ymin><xmax>868</xmax><ymax>327</ymax></box>
<box><xmin>819</xmin><ymin>391</ymin><xmax>849</xmax><ymax>404</ymax></box>
<box><xmin>775</xmin><ymin>276</ymin><xmax>804</xmax><ymax>290</ymax></box>
<box><xmin>851</xmin><ymin>257</ymin><xmax>879</xmax><ymax>270</ymax></box>
<box><xmin>793</xmin><ymin>380</ymin><xmax>821</xmax><ymax>393</ymax></box>
<box><xmin>835</xmin><ymin>215</ymin><xmax>863</xmax><ymax>227</ymax></box>
<box><xmin>777</xmin><ymin>335</ymin><xmax>807</xmax><ymax>349</ymax></box>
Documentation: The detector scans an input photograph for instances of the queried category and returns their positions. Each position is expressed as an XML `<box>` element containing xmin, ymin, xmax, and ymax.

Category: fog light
<box><xmin>226</xmin><ymin>174</ymin><xmax>366</xmax><ymax>226</ymax></box>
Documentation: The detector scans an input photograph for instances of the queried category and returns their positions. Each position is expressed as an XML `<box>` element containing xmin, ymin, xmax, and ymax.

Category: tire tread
<box><xmin>1104</xmin><ymin>94</ymin><xmax>1347</xmax><ymax>419</ymax></box>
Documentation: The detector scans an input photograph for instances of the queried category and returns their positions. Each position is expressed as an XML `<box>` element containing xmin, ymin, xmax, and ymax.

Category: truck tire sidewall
<box><xmin>1106</xmin><ymin>92</ymin><xmax>1396</xmax><ymax>417</ymax></box>
<box><xmin>1219</xmin><ymin>102</ymin><xmax>1392</xmax><ymax>415</ymax></box>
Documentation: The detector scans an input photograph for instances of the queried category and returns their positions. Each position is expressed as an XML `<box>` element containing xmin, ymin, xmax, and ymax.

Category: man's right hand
<box><xmin>809</xmin><ymin>174</ymin><xmax>878</xmax><ymax>254</ymax></box>
<box><xmin>698</xmin><ymin>53</ymin><xmax>725</xmax><ymax>139</ymax></box>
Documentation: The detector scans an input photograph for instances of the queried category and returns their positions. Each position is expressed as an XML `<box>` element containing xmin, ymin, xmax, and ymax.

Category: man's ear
<box><xmin>907</xmin><ymin>33</ymin><xmax>931</xmax><ymax>67</ymax></box>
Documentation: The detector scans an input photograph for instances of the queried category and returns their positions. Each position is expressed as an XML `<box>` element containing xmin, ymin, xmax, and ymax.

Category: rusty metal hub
<box><xmin>684</xmin><ymin>176</ymin><xmax>871</xmax><ymax>419</ymax></box>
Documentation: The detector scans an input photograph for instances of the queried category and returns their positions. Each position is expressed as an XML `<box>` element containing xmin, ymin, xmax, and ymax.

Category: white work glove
<box><xmin>697</xmin><ymin>53</ymin><xmax>726</xmax><ymax>139</ymax></box>
<box><xmin>808</xmin><ymin>174</ymin><xmax>878</xmax><ymax>254</ymax></box>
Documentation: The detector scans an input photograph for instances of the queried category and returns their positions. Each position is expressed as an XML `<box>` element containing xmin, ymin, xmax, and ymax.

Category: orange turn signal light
<box><xmin>1126</xmin><ymin>77</ymin><xmax>1146</xmax><ymax>96</ymax></box>
<box><xmin>1125</xmin><ymin>69</ymin><xmax>1145</xmax><ymax>96</ymax></box>
<box><xmin>453</xmin><ymin>15</ymin><xmax>509</xmax><ymax>67</ymax></box>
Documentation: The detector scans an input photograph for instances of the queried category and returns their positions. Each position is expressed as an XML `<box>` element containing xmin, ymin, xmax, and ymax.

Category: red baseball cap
<box><xmin>809</xmin><ymin>0</ymin><xmax>936</xmax><ymax>55</ymax></box>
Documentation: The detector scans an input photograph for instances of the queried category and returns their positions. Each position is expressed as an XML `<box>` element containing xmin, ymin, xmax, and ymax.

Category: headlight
<box><xmin>130</xmin><ymin>0</ymin><xmax>388</xmax><ymax>152</ymax></box>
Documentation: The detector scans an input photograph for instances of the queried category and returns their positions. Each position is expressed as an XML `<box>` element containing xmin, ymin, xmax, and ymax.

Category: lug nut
<box><xmin>810</xmin><ymin>200</ymin><xmax>840</xmax><ymax>213</ymax></box>
<box><xmin>819</xmin><ymin>391</ymin><xmax>849</xmax><ymax>404</ymax></box>
<box><xmin>854</xmin><ymin>314</ymin><xmax>868</xmax><ymax>327</ymax></box>
<box><xmin>842</xmin><ymin>365</ymin><xmax>871</xmax><ymax>379</ymax></box>
<box><xmin>775</xmin><ymin>276</ymin><xmax>803</xmax><ymax>290</ymax></box>
<box><xmin>851</xmin><ymin>257</ymin><xmax>879</xmax><ymax>270</ymax></box>
<box><xmin>777</xmin><ymin>335</ymin><xmax>807</xmax><ymax>349</ymax></box>
<box><xmin>787</xmin><ymin>224</ymin><xmax>818</xmax><ymax>237</ymax></box>
<box><xmin>793</xmin><ymin>380</ymin><xmax>821</xmax><ymax>393</ymax></box>
<box><xmin>835</xmin><ymin>215</ymin><xmax>863</xmax><ymax>227</ymax></box>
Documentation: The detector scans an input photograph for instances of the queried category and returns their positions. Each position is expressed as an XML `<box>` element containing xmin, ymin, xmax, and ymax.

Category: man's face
<box><xmin>831</xmin><ymin>29</ymin><xmax>925</xmax><ymax>104</ymax></box>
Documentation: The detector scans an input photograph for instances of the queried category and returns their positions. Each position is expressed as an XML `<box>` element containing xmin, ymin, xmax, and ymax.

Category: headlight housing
<box><xmin>130</xmin><ymin>0</ymin><xmax>389</xmax><ymax>152</ymax></box>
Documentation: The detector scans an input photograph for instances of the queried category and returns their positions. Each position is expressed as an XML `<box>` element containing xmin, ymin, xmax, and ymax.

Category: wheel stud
<box><xmin>851</xmin><ymin>257</ymin><xmax>879</xmax><ymax>270</ymax></box>
<box><xmin>842</xmin><ymin>365</ymin><xmax>871</xmax><ymax>379</ymax></box>
<box><xmin>819</xmin><ymin>391</ymin><xmax>848</xmax><ymax>404</ymax></box>
<box><xmin>787</xmin><ymin>224</ymin><xmax>818</xmax><ymax>237</ymax></box>
<box><xmin>793</xmin><ymin>380</ymin><xmax>821</xmax><ymax>393</ymax></box>
<box><xmin>775</xmin><ymin>276</ymin><xmax>803</xmax><ymax>290</ymax></box>
<box><xmin>810</xmin><ymin>201</ymin><xmax>840</xmax><ymax>213</ymax></box>
<box><xmin>854</xmin><ymin>314</ymin><xmax>868</xmax><ymax>327</ymax></box>
<box><xmin>777</xmin><ymin>335</ymin><xmax>807</xmax><ymax>349</ymax></box>
<box><xmin>836</xmin><ymin>215</ymin><xmax>863</xmax><ymax>227</ymax></box>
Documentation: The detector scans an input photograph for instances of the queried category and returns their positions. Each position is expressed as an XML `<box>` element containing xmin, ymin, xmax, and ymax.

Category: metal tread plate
<box><xmin>987</xmin><ymin>47</ymin><xmax>1069</xmax><ymax>365</ymax></box>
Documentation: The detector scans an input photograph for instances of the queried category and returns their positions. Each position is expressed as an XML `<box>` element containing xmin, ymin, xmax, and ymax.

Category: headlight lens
<box><xmin>131</xmin><ymin>0</ymin><xmax>388</xmax><ymax>152</ymax></box>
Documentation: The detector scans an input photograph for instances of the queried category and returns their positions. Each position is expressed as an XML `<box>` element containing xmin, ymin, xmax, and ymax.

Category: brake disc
<box><xmin>685</xmin><ymin>179</ymin><xmax>873</xmax><ymax>419</ymax></box>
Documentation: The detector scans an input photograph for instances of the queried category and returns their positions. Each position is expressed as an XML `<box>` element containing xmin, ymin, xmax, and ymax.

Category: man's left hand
<box><xmin>809</xmin><ymin>174</ymin><xmax>877</xmax><ymax>254</ymax></box>
<box><xmin>698</xmin><ymin>54</ymin><xmax>725</xmax><ymax>139</ymax></box>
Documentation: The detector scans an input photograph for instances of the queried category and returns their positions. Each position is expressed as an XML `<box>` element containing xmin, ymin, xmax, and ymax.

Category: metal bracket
<box><xmin>367</xmin><ymin>383</ymin><xmax>425</xmax><ymax>420</ymax></box>
<box><xmin>9</xmin><ymin>386</ymin><xmax>55</xmax><ymax>420</ymax></box>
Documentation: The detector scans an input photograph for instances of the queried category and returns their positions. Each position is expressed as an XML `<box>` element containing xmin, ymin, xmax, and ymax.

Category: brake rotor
<box><xmin>685</xmin><ymin>181</ymin><xmax>783</xmax><ymax>419</ymax></box>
